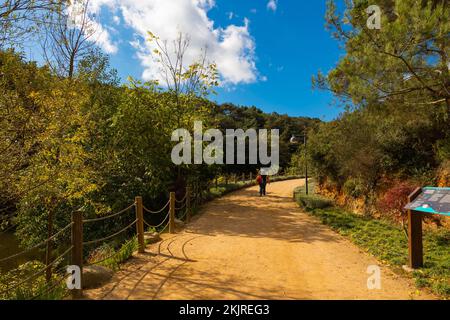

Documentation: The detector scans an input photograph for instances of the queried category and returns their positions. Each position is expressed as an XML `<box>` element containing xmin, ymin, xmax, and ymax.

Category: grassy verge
<box><xmin>294</xmin><ymin>184</ymin><xmax>450</xmax><ymax>298</ymax></box>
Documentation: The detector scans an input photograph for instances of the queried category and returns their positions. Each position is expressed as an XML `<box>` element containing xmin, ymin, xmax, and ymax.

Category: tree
<box><xmin>0</xmin><ymin>0</ymin><xmax>60</xmax><ymax>47</ymax></box>
<box><xmin>43</xmin><ymin>0</ymin><xmax>96</xmax><ymax>79</ymax></box>
<box><xmin>146</xmin><ymin>31</ymin><xmax>218</xmax><ymax>126</ymax></box>
<box><xmin>314</xmin><ymin>0</ymin><xmax>449</xmax><ymax>114</ymax></box>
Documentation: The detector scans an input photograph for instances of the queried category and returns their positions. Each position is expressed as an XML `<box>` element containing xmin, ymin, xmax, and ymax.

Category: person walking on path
<box><xmin>256</xmin><ymin>172</ymin><xmax>270</xmax><ymax>196</ymax></box>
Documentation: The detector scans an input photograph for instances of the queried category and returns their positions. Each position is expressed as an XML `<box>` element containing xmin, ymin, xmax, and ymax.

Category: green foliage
<box><xmin>436</xmin><ymin>137</ymin><xmax>450</xmax><ymax>162</ymax></box>
<box><xmin>310</xmin><ymin>0</ymin><xmax>450</xmax><ymax>206</ymax></box>
<box><xmin>294</xmin><ymin>181</ymin><xmax>333</xmax><ymax>210</ymax></box>
<box><xmin>89</xmin><ymin>238</ymin><xmax>138</xmax><ymax>271</ymax></box>
<box><xmin>212</xmin><ymin>104</ymin><xmax>320</xmax><ymax>174</ymax></box>
<box><xmin>0</xmin><ymin>261</ymin><xmax>67</xmax><ymax>300</ymax></box>
<box><xmin>343</xmin><ymin>178</ymin><xmax>365</xmax><ymax>199</ymax></box>
<box><xmin>296</xmin><ymin>194</ymin><xmax>334</xmax><ymax>210</ymax></box>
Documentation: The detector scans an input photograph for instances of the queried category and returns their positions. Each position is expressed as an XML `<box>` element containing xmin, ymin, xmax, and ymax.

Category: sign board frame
<box><xmin>405</xmin><ymin>186</ymin><xmax>450</xmax><ymax>269</ymax></box>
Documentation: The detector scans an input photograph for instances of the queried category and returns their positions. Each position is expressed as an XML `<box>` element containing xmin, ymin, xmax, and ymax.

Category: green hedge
<box><xmin>293</xmin><ymin>182</ymin><xmax>333</xmax><ymax>210</ymax></box>
<box><xmin>296</xmin><ymin>194</ymin><xmax>333</xmax><ymax>210</ymax></box>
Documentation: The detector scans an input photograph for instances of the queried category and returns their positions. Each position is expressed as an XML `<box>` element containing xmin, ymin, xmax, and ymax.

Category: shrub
<box><xmin>296</xmin><ymin>194</ymin><xmax>333</xmax><ymax>210</ymax></box>
<box><xmin>0</xmin><ymin>261</ymin><xmax>67</xmax><ymax>300</ymax></box>
<box><xmin>343</xmin><ymin>178</ymin><xmax>364</xmax><ymax>199</ymax></box>
<box><xmin>377</xmin><ymin>182</ymin><xmax>417</xmax><ymax>235</ymax></box>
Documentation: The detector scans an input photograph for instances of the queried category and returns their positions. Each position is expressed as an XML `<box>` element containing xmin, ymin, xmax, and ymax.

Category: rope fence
<box><xmin>83</xmin><ymin>220</ymin><xmax>138</xmax><ymax>246</ymax></box>
<box><xmin>82</xmin><ymin>203</ymin><xmax>135</xmax><ymax>224</ymax></box>
<box><xmin>144</xmin><ymin>212</ymin><xmax>170</xmax><ymax>229</ymax></box>
<box><xmin>143</xmin><ymin>199</ymin><xmax>170</xmax><ymax>214</ymax></box>
<box><xmin>0</xmin><ymin>222</ymin><xmax>73</xmax><ymax>263</ymax></box>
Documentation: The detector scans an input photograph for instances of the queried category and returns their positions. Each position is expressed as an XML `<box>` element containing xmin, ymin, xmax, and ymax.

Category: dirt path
<box><xmin>85</xmin><ymin>179</ymin><xmax>435</xmax><ymax>300</ymax></box>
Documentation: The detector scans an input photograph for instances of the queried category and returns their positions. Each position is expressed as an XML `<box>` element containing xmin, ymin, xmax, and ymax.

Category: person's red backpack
<box><xmin>256</xmin><ymin>175</ymin><xmax>262</xmax><ymax>184</ymax></box>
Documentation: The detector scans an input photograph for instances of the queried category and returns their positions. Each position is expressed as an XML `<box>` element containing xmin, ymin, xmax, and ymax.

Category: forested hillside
<box><xmin>294</xmin><ymin>0</ymin><xmax>449</xmax><ymax>221</ymax></box>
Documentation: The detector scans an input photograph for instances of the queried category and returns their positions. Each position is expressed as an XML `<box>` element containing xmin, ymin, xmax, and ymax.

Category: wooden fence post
<box><xmin>71</xmin><ymin>211</ymin><xmax>83</xmax><ymax>300</ymax></box>
<box><xmin>186</xmin><ymin>187</ymin><xmax>191</xmax><ymax>223</ymax></box>
<box><xmin>408</xmin><ymin>187</ymin><xmax>424</xmax><ymax>269</ymax></box>
<box><xmin>250</xmin><ymin>172</ymin><xmax>253</xmax><ymax>183</ymax></box>
<box><xmin>242</xmin><ymin>173</ymin><xmax>245</xmax><ymax>182</ymax></box>
<box><xmin>169</xmin><ymin>192</ymin><xmax>176</xmax><ymax>234</ymax></box>
<box><xmin>135</xmin><ymin>196</ymin><xmax>145</xmax><ymax>253</ymax></box>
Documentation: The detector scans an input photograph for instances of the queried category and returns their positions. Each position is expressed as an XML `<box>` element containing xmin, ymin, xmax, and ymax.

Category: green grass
<box><xmin>89</xmin><ymin>237</ymin><xmax>138</xmax><ymax>271</ymax></box>
<box><xmin>294</xmin><ymin>182</ymin><xmax>333</xmax><ymax>210</ymax></box>
<box><xmin>0</xmin><ymin>261</ymin><xmax>68</xmax><ymax>300</ymax></box>
<box><xmin>294</xmin><ymin>188</ymin><xmax>450</xmax><ymax>298</ymax></box>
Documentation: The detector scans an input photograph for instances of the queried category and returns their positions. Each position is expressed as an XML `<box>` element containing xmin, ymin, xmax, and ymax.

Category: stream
<box><xmin>0</xmin><ymin>232</ymin><xmax>42</xmax><ymax>272</ymax></box>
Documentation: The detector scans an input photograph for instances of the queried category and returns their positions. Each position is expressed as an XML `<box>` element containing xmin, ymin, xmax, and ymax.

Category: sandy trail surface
<box><xmin>85</xmin><ymin>179</ymin><xmax>434</xmax><ymax>300</ymax></box>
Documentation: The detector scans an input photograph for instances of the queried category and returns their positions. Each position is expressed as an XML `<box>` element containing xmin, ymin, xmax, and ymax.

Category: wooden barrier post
<box><xmin>169</xmin><ymin>192</ymin><xmax>176</xmax><ymax>234</ymax></box>
<box><xmin>242</xmin><ymin>173</ymin><xmax>245</xmax><ymax>182</ymax></box>
<box><xmin>186</xmin><ymin>187</ymin><xmax>191</xmax><ymax>223</ymax></box>
<box><xmin>408</xmin><ymin>187</ymin><xmax>424</xmax><ymax>269</ymax></box>
<box><xmin>135</xmin><ymin>196</ymin><xmax>145</xmax><ymax>253</ymax></box>
<box><xmin>250</xmin><ymin>172</ymin><xmax>253</xmax><ymax>183</ymax></box>
<box><xmin>71</xmin><ymin>211</ymin><xmax>83</xmax><ymax>299</ymax></box>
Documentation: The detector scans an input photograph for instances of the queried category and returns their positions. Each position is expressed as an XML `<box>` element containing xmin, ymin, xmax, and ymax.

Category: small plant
<box><xmin>377</xmin><ymin>182</ymin><xmax>418</xmax><ymax>237</ymax></box>
<box><xmin>0</xmin><ymin>261</ymin><xmax>68</xmax><ymax>300</ymax></box>
<box><xmin>343</xmin><ymin>178</ymin><xmax>364</xmax><ymax>199</ymax></box>
<box><xmin>296</xmin><ymin>194</ymin><xmax>333</xmax><ymax>210</ymax></box>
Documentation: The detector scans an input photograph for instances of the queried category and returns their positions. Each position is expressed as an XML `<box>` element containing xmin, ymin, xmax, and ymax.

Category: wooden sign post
<box><xmin>404</xmin><ymin>186</ymin><xmax>450</xmax><ymax>269</ymax></box>
<box><xmin>407</xmin><ymin>188</ymin><xmax>423</xmax><ymax>269</ymax></box>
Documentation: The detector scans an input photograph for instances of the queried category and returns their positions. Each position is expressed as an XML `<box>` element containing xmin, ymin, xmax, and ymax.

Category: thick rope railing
<box><xmin>175</xmin><ymin>202</ymin><xmax>186</xmax><ymax>211</ymax></box>
<box><xmin>83</xmin><ymin>203</ymin><xmax>135</xmax><ymax>224</ymax></box>
<box><xmin>0</xmin><ymin>186</ymin><xmax>201</xmax><ymax>300</ymax></box>
<box><xmin>83</xmin><ymin>219</ymin><xmax>138</xmax><ymax>246</ymax></box>
<box><xmin>0</xmin><ymin>222</ymin><xmax>73</xmax><ymax>263</ymax></box>
<box><xmin>143</xmin><ymin>199</ymin><xmax>170</xmax><ymax>214</ymax></box>
<box><xmin>177</xmin><ymin>208</ymin><xmax>188</xmax><ymax>221</ymax></box>
<box><xmin>144</xmin><ymin>211</ymin><xmax>169</xmax><ymax>229</ymax></box>
<box><xmin>156</xmin><ymin>219</ymin><xmax>170</xmax><ymax>235</ymax></box>
<box><xmin>175</xmin><ymin>194</ymin><xmax>187</xmax><ymax>203</ymax></box>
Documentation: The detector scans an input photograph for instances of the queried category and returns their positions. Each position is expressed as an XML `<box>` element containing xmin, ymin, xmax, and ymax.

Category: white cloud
<box><xmin>267</xmin><ymin>0</ymin><xmax>277</xmax><ymax>12</ymax></box>
<box><xmin>112</xmin><ymin>15</ymin><xmax>121</xmax><ymax>25</ymax></box>
<box><xmin>67</xmin><ymin>0</ymin><xmax>118</xmax><ymax>53</ymax></box>
<box><xmin>83</xmin><ymin>0</ymin><xmax>258</xmax><ymax>85</ymax></box>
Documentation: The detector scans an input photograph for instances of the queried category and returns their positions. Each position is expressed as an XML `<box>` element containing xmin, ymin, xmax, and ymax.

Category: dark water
<box><xmin>0</xmin><ymin>232</ymin><xmax>42</xmax><ymax>272</ymax></box>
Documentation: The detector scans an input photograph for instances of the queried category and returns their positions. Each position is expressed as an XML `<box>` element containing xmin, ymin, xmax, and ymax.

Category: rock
<box><xmin>83</xmin><ymin>265</ymin><xmax>113</xmax><ymax>289</ymax></box>
<box><xmin>144</xmin><ymin>231</ymin><xmax>161</xmax><ymax>244</ymax></box>
<box><xmin>402</xmin><ymin>265</ymin><xmax>415</xmax><ymax>273</ymax></box>
<box><xmin>174</xmin><ymin>218</ymin><xmax>185</xmax><ymax>228</ymax></box>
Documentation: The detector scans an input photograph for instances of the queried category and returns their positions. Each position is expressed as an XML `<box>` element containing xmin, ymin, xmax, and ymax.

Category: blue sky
<box><xmin>207</xmin><ymin>1</ymin><xmax>344</xmax><ymax>120</ymax></box>
<box><xmin>76</xmin><ymin>1</ymin><xmax>346</xmax><ymax>121</ymax></box>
